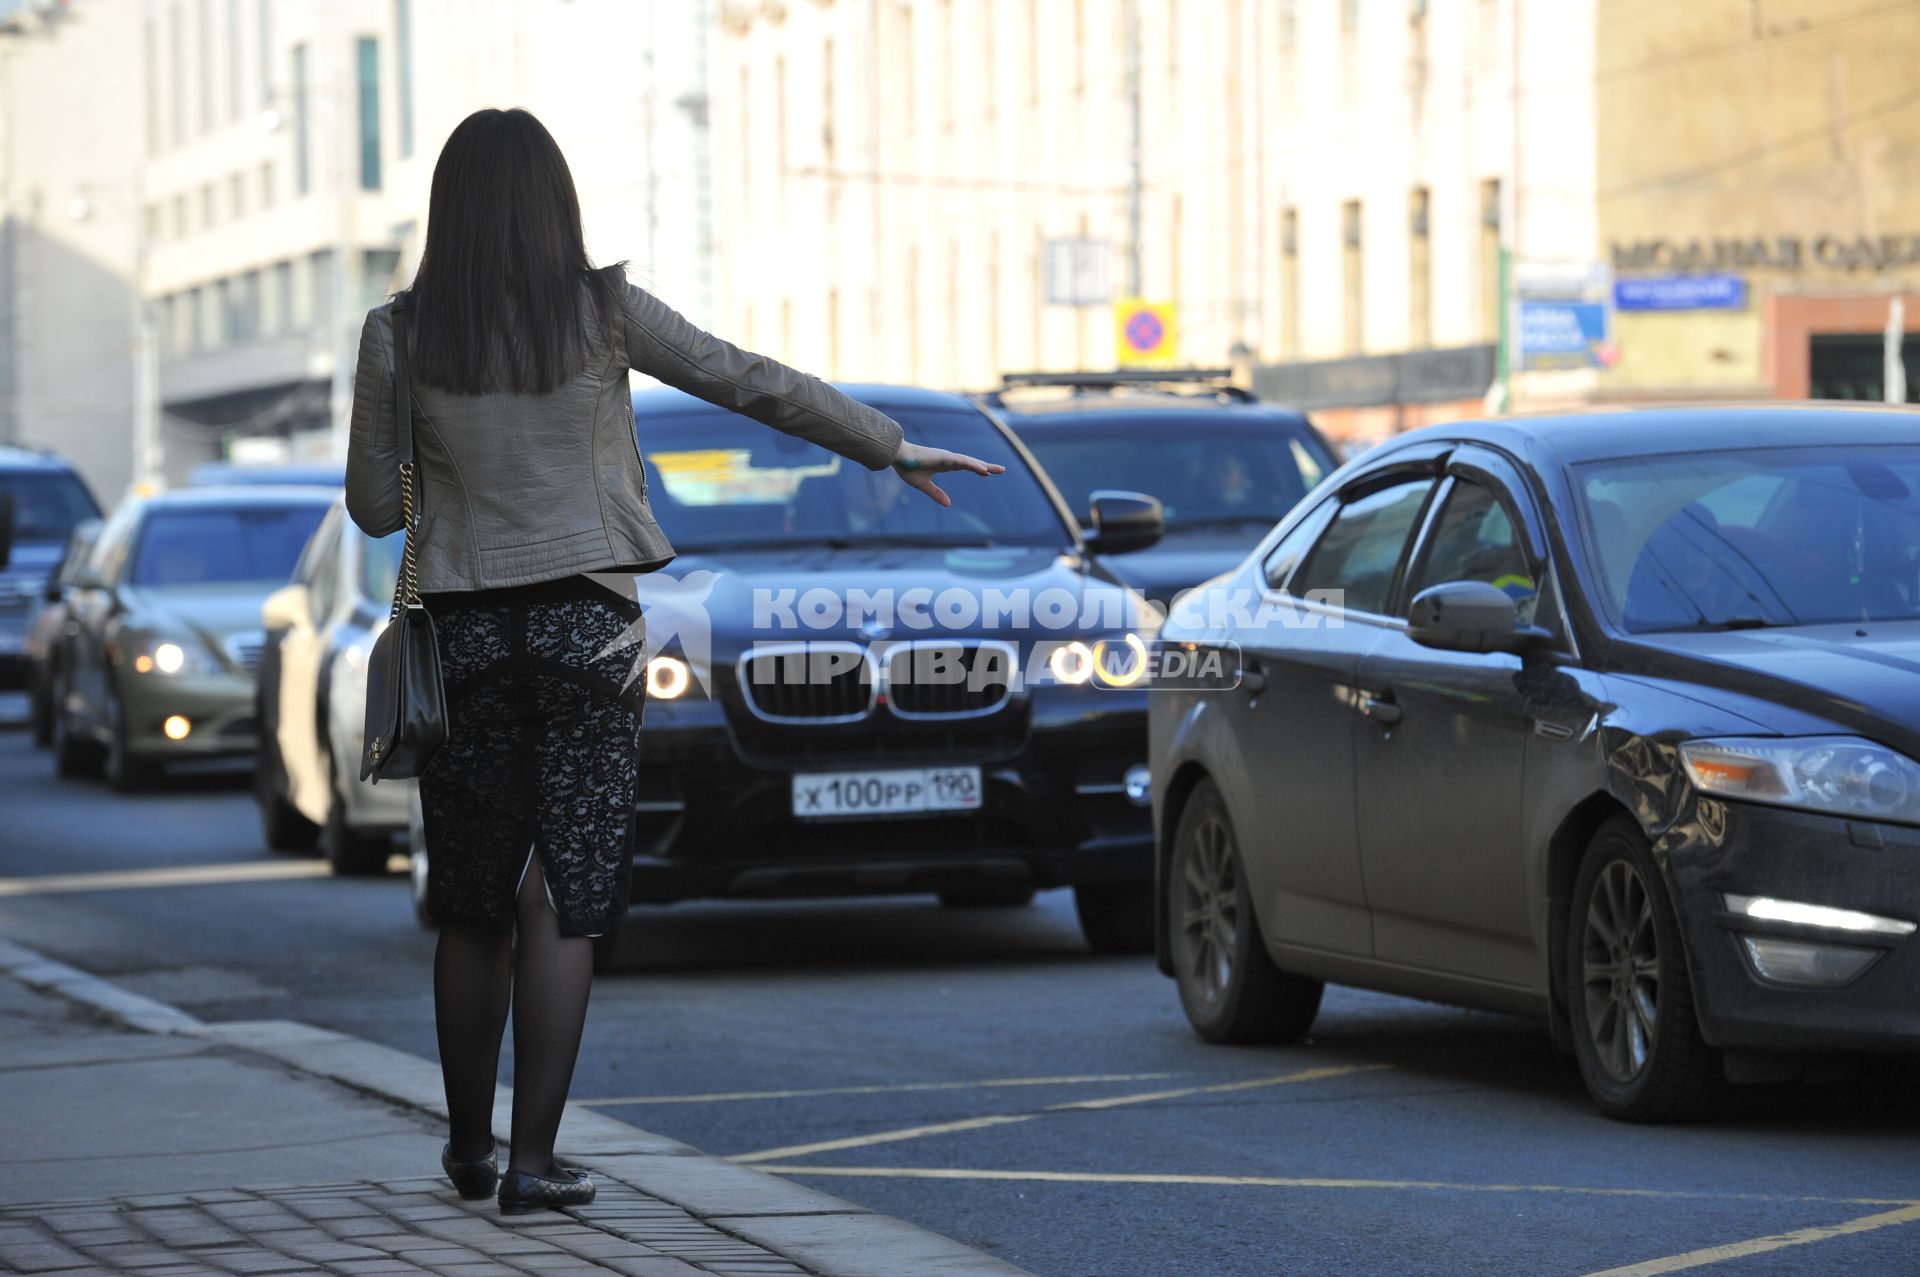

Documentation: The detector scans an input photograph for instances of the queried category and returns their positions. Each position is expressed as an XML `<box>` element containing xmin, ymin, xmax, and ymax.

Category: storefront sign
<box><xmin>1611</xmin><ymin>235</ymin><xmax>1920</xmax><ymax>274</ymax></box>
<box><xmin>1519</xmin><ymin>299</ymin><xmax>1610</xmax><ymax>370</ymax></box>
<box><xmin>1613</xmin><ymin>274</ymin><xmax>1748</xmax><ymax>311</ymax></box>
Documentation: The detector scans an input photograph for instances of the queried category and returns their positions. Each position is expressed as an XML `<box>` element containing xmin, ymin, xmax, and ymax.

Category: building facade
<box><xmin>711</xmin><ymin>0</ymin><xmax>1597</xmax><ymax>443</ymax></box>
<box><xmin>1595</xmin><ymin>0</ymin><xmax>1920</xmax><ymax>405</ymax></box>
<box><xmin>0</xmin><ymin>0</ymin><xmax>715</xmax><ymax>498</ymax></box>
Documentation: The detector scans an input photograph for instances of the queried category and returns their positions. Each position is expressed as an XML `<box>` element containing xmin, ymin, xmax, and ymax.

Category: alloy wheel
<box><xmin>1177</xmin><ymin>813</ymin><xmax>1241</xmax><ymax>1008</ymax></box>
<box><xmin>1580</xmin><ymin>858</ymin><xmax>1661</xmax><ymax>1084</ymax></box>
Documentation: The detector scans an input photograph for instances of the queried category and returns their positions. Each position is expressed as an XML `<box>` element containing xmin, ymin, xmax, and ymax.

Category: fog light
<box><xmin>162</xmin><ymin>715</ymin><xmax>191</xmax><ymax>741</ymax></box>
<box><xmin>1740</xmin><ymin>936</ymin><xmax>1880</xmax><ymax>988</ymax></box>
<box><xmin>133</xmin><ymin>654</ymin><xmax>154</xmax><ymax>674</ymax></box>
<box><xmin>1123</xmin><ymin>764</ymin><xmax>1152</xmax><ymax>806</ymax></box>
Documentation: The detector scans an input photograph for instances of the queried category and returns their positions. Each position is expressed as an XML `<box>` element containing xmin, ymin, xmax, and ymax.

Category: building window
<box><xmin>359</xmin><ymin>249</ymin><xmax>400</xmax><ymax>313</ymax></box>
<box><xmin>173</xmin><ymin>194</ymin><xmax>189</xmax><ymax>239</ymax></box>
<box><xmin>1479</xmin><ymin>178</ymin><xmax>1502</xmax><ymax>343</ymax></box>
<box><xmin>273</xmin><ymin>259</ymin><xmax>294</xmax><ymax>333</ymax></box>
<box><xmin>257</xmin><ymin>0</ymin><xmax>272</xmax><ymax>108</ymax></box>
<box><xmin>234</xmin><ymin>271</ymin><xmax>261</xmax><ymax>343</ymax></box>
<box><xmin>292</xmin><ymin>43</ymin><xmax>310</xmax><ymax>195</ymax></box>
<box><xmin>145</xmin><ymin>204</ymin><xmax>163</xmax><ymax>244</ymax></box>
<box><xmin>395</xmin><ymin>0</ymin><xmax>415</xmax><ymax>157</ymax></box>
<box><xmin>1342</xmin><ymin>200</ymin><xmax>1364</xmax><ymax>355</ymax></box>
<box><xmin>821</xmin><ymin>38</ymin><xmax>835</xmax><ymax>166</ymax></box>
<box><xmin>201</xmin><ymin>183</ymin><xmax>217</xmax><ymax>230</ymax></box>
<box><xmin>144</xmin><ymin>17</ymin><xmax>160</xmax><ymax>154</ymax></box>
<box><xmin>227</xmin><ymin>0</ymin><xmax>242</xmax><ymax>120</ymax></box>
<box><xmin>1280</xmin><ymin>207</ymin><xmax>1299</xmax><ymax>360</ymax></box>
<box><xmin>197</xmin><ymin>0</ymin><xmax>213</xmax><ymax>134</ymax></box>
<box><xmin>1408</xmin><ymin>187</ymin><xmax>1431</xmax><ymax>348</ymax></box>
<box><xmin>357</xmin><ymin>37</ymin><xmax>382</xmax><ymax>190</ymax></box>
<box><xmin>1280</xmin><ymin>0</ymin><xmax>1297</xmax><ymax>48</ymax></box>
<box><xmin>212</xmin><ymin>280</ymin><xmax>230</xmax><ymax>347</ymax></box>
<box><xmin>1342</xmin><ymin>0</ymin><xmax>1361</xmax><ymax>31</ymax></box>
<box><xmin>169</xmin><ymin>5</ymin><xmax>185</xmax><ymax>146</ymax></box>
<box><xmin>229</xmin><ymin>172</ymin><xmax>245</xmax><ymax>221</ymax></box>
<box><xmin>259</xmin><ymin>160</ymin><xmax>274</xmax><ymax>210</ymax></box>
<box><xmin>309</xmin><ymin>250</ymin><xmax>334</xmax><ymax>330</ymax></box>
<box><xmin>188</xmin><ymin>287</ymin><xmax>205</xmax><ymax>352</ymax></box>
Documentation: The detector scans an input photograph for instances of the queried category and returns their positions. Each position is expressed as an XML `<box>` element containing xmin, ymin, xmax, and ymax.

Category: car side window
<box><xmin>1406</xmin><ymin>479</ymin><xmax>1539</xmax><ymax>625</ymax></box>
<box><xmin>1290</xmin><ymin>477</ymin><xmax>1436</xmax><ymax>615</ymax></box>
<box><xmin>87</xmin><ymin>506</ymin><xmax>139</xmax><ymax>585</ymax></box>
<box><xmin>306</xmin><ymin>523</ymin><xmax>342</xmax><ymax>623</ymax></box>
<box><xmin>1261</xmin><ymin>499</ymin><xmax>1335</xmax><ymax>591</ymax></box>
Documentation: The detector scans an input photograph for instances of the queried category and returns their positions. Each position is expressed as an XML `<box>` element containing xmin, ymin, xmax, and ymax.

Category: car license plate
<box><xmin>792</xmin><ymin>766</ymin><xmax>982</xmax><ymax>819</ymax></box>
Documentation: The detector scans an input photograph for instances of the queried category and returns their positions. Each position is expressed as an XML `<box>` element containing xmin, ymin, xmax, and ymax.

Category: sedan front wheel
<box><xmin>1567</xmin><ymin>814</ymin><xmax>1724</xmax><ymax>1121</ymax></box>
<box><xmin>1170</xmin><ymin>780</ymin><xmax>1322</xmax><ymax>1044</ymax></box>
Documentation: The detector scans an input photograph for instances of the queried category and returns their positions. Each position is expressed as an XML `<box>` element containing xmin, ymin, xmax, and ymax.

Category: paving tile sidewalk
<box><xmin>0</xmin><ymin>939</ymin><xmax>1033</xmax><ymax>1277</ymax></box>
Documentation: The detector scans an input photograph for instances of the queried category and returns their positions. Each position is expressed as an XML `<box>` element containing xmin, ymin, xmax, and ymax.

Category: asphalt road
<box><xmin>2</xmin><ymin>702</ymin><xmax>1918</xmax><ymax>1277</ymax></box>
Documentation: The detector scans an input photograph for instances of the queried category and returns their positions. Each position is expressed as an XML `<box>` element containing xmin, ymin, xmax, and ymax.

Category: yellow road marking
<box><xmin>729</xmin><ymin>1064</ymin><xmax>1385</xmax><ymax>1164</ymax></box>
<box><xmin>577</xmin><ymin>1072</ymin><xmax>1183</xmax><ymax>1107</ymax></box>
<box><xmin>750</xmin><ymin>1164</ymin><xmax>1918</xmax><ymax>1211</ymax></box>
<box><xmin>0</xmin><ymin>860</ymin><xmax>337</xmax><ymax>897</ymax></box>
<box><xmin>1581</xmin><ymin>1203</ymin><xmax>1920</xmax><ymax>1276</ymax></box>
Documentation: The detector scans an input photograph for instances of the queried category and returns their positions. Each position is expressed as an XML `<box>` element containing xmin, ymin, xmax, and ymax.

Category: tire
<box><xmin>1168</xmin><ymin>779</ymin><xmax>1323</xmax><ymax>1044</ymax></box>
<box><xmin>103</xmin><ymin>683</ymin><xmax>159</xmax><ymax>792</ymax></box>
<box><xmin>256</xmin><ymin>731</ymin><xmax>320</xmax><ymax>852</ymax></box>
<box><xmin>51</xmin><ymin>672</ymin><xmax>102</xmax><ymax>778</ymax></box>
<box><xmin>1566</xmin><ymin>814</ymin><xmax>1725</xmax><ymax>1122</ymax></box>
<box><xmin>939</xmin><ymin>884</ymin><xmax>1037</xmax><ymax>909</ymax></box>
<box><xmin>1074</xmin><ymin>883</ymin><xmax>1156</xmax><ymax>954</ymax></box>
<box><xmin>321</xmin><ymin>755</ymin><xmax>391</xmax><ymax>876</ymax></box>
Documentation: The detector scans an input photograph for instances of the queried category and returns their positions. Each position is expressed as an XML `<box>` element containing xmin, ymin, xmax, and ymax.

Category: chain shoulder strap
<box><xmin>390</xmin><ymin>301</ymin><xmax>422</xmax><ymax>620</ymax></box>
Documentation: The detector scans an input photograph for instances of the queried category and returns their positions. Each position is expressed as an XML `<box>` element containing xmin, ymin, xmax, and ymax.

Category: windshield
<box><xmin>1577</xmin><ymin>447</ymin><xmax>1920</xmax><ymax>631</ymax></box>
<box><xmin>634</xmin><ymin>403</ymin><xmax>1070</xmax><ymax>551</ymax></box>
<box><xmin>130</xmin><ymin>505</ymin><xmax>329</xmax><ymax>588</ymax></box>
<box><xmin>0</xmin><ymin>470</ymin><xmax>99</xmax><ymax>541</ymax></box>
<box><xmin>1020</xmin><ymin>424</ymin><xmax>1333</xmax><ymax>530</ymax></box>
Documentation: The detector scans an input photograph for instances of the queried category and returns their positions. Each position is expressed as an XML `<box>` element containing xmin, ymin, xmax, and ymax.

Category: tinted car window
<box><xmin>129</xmin><ymin>505</ymin><xmax>329</xmax><ymax>587</ymax></box>
<box><xmin>1262</xmin><ymin>500</ymin><xmax>1335</xmax><ymax>591</ymax></box>
<box><xmin>0</xmin><ymin>470</ymin><xmax>98</xmax><ymax>541</ymax></box>
<box><xmin>1407</xmin><ymin>481</ymin><xmax>1538</xmax><ymax>624</ymax></box>
<box><xmin>1579</xmin><ymin>447</ymin><xmax>1920</xmax><ymax>631</ymax></box>
<box><xmin>1021</xmin><ymin>421</ymin><xmax>1335</xmax><ymax>529</ymax></box>
<box><xmin>635</xmin><ymin>404</ymin><xmax>1069</xmax><ymax>550</ymax></box>
<box><xmin>1290</xmin><ymin>478</ymin><xmax>1435</xmax><ymax>615</ymax></box>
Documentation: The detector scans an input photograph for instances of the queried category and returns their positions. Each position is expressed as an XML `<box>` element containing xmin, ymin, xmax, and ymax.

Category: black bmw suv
<box><xmin>412</xmin><ymin>384</ymin><xmax>1167</xmax><ymax>958</ymax></box>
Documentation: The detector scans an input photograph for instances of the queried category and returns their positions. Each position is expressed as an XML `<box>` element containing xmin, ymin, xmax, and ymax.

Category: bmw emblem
<box><xmin>859</xmin><ymin>619</ymin><xmax>891</xmax><ymax>640</ymax></box>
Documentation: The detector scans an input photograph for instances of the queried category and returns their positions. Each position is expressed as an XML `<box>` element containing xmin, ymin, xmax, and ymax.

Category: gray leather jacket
<box><xmin>346</xmin><ymin>282</ymin><xmax>904</xmax><ymax>592</ymax></box>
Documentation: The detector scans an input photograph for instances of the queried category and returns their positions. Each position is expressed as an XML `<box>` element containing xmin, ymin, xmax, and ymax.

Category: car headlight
<box><xmin>129</xmin><ymin>635</ymin><xmax>212</xmax><ymax>677</ymax></box>
<box><xmin>1679</xmin><ymin>736</ymin><xmax>1920</xmax><ymax>825</ymax></box>
<box><xmin>646</xmin><ymin>655</ymin><xmax>692</xmax><ymax>699</ymax></box>
<box><xmin>1044</xmin><ymin>635</ymin><xmax>1149</xmax><ymax>688</ymax></box>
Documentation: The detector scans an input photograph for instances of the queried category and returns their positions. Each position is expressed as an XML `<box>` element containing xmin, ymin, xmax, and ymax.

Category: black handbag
<box><xmin>360</xmin><ymin>302</ymin><xmax>447</xmax><ymax>783</ymax></box>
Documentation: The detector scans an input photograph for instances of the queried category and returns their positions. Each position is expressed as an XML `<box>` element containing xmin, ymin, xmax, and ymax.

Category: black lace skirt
<box><xmin>418</xmin><ymin>576</ymin><xmax>646</xmax><ymax>938</ymax></box>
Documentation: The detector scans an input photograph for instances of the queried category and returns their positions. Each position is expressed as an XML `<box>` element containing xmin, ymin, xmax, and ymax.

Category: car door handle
<box><xmin>1361</xmin><ymin>694</ymin><xmax>1402</xmax><ymax>725</ymax></box>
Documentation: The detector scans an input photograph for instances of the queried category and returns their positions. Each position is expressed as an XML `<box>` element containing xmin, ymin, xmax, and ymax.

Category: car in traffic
<box><xmin>255</xmin><ymin>498</ymin><xmax>409</xmax><ymax>874</ymax></box>
<box><xmin>25</xmin><ymin>518</ymin><xmax>102</xmax><ymax>745</ymax></box>
<box><xmin>409</xmin><ymin>384</ymin><xmax>1167</xmax><ymax>959</ymax></box>
<box><xmin>1151</xmin><ymin>404</ymin><xmax>1920</xmax><ymax>1121</ymax></box>
<box><xmin>188</xmin><ymin>461</ymin><xmax>345</xmax><ymax>489</ymax></box>
<box><xmin>986</xmin><ymin>370</ymin><xmax>1335</xmax><ymax>610</ymax></box>
<box><xmin>49</xmin><ymin>486</ymin><xmax>334</xmax><ymax>788</ymax></box>
<box><xmin>0</xmin><ymin>446</ymin><xmax>102</xmax><ymax>688</ymax></box>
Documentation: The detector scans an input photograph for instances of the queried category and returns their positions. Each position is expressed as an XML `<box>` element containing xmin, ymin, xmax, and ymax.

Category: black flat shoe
<box><xmin>441</xmin><ymin>1139</ymin><xmax>499</xmax><ymax>1200</ymax></box>
<box><xmin>498</xmin><ymin>1166</ymin><xmax>595</xmax><ymax>1215</ymax></box>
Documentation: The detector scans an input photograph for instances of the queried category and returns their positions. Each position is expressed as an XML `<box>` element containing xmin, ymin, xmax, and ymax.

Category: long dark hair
<box><xmin>405</xmin><ymin>108</ymin><xmax>620</xmax><ymax>396</ymax></box>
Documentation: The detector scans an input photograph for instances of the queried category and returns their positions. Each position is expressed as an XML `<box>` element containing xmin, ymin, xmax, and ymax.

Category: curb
<box><xmin>0</xmin><ymin>935</ymin><xmax>1036</xmax><ymax>1277</ymax></box>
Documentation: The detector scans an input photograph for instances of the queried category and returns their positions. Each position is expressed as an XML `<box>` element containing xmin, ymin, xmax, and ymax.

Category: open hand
<box><xmin>892</xmin><ymin>441</ymin><xmax>1006</xmax><ymax>507</ymax></box>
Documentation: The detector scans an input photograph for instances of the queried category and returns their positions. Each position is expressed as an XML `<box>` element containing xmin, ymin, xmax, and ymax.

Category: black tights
<box><xmin>433</xmin><ymin>849</ymin><xmax>595</xmax><ymax>1176</ymax></box>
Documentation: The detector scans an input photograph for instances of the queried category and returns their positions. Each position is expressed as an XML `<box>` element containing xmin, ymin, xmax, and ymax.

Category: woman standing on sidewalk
<box><xmin>345</xmin><ymin>108</ymin><xmax>1001</xmax><ymax>1214</ymax></box>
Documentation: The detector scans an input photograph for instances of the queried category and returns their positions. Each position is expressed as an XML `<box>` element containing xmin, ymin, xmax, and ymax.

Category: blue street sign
<box><xmin>1613</xmin><ymin>275</ymin><xmax>1748</xmax><ymax>311</ymax></box>
<box><xmin>1518</xmin><ymin>299</ymin><xmax>1610</xmax><ymax>370</ymax></box>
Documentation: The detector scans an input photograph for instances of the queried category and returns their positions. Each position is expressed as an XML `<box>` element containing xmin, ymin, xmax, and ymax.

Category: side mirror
<box><xmin>0</xmin><ymin>492</ymin><xmax>13</xmax><ymax>571</ymax></box>
<box><xmin>1407</xmin><ymin>580</ymin><xmax>1550</xmax><ymax>656</ymax></box>
<box><xmin>1084</xmin><ymin>489</ymin><xmax>1164</xmax><ymax>556</ymax></box>
<box><xmin>261</xmin><ymin>582</ymin><xmax>312</xmax><ymax>632</ymax></box>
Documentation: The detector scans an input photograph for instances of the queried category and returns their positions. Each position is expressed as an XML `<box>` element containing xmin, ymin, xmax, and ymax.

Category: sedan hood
<box><xmin>122</xmin><ymin>584</ymin><xmax>276</xmax><ymax>654</ymax></box>
<box><xmin>631</xmin><ymin>543</ymin><xmax>1153</xmax><ymax>665</ymax></box>
<box><xmin>1097</xmin><ymin>526</ymin><xmax>1263</xmax><ymax>608</ymax></box>
<box><xmin>1610</xmin><ymin>622</ymin><xmax>1920</xmax><ymax>758</ymax></box>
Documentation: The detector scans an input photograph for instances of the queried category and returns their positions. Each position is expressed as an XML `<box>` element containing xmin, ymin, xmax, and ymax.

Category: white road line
<box><xmin>728</xmin><ymin>1064</ymin><xmax>1386</xmax><ymax>1164</ymax></box>
<box><xmin>576</xmin><ymin>1072</ymin><xmax>1184</xmax><ymax>1107</ymax></box>
<box><xmin>0</xmin><ymin>860</ymin><xmax>338</xmax><ymax>897</ymax></box>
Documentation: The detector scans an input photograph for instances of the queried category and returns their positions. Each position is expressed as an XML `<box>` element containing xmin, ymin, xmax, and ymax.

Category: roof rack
<box><xmin>982</xmin><ymin>368</ymin><xmax>1257</xmax><ymax>408</ymax></box>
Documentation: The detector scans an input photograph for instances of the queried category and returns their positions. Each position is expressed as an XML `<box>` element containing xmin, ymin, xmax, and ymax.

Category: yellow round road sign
<box><xmin>1115</xmin><ymin>299</ymin><xmax>1178</xmax><ymax>368</ymax></box>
